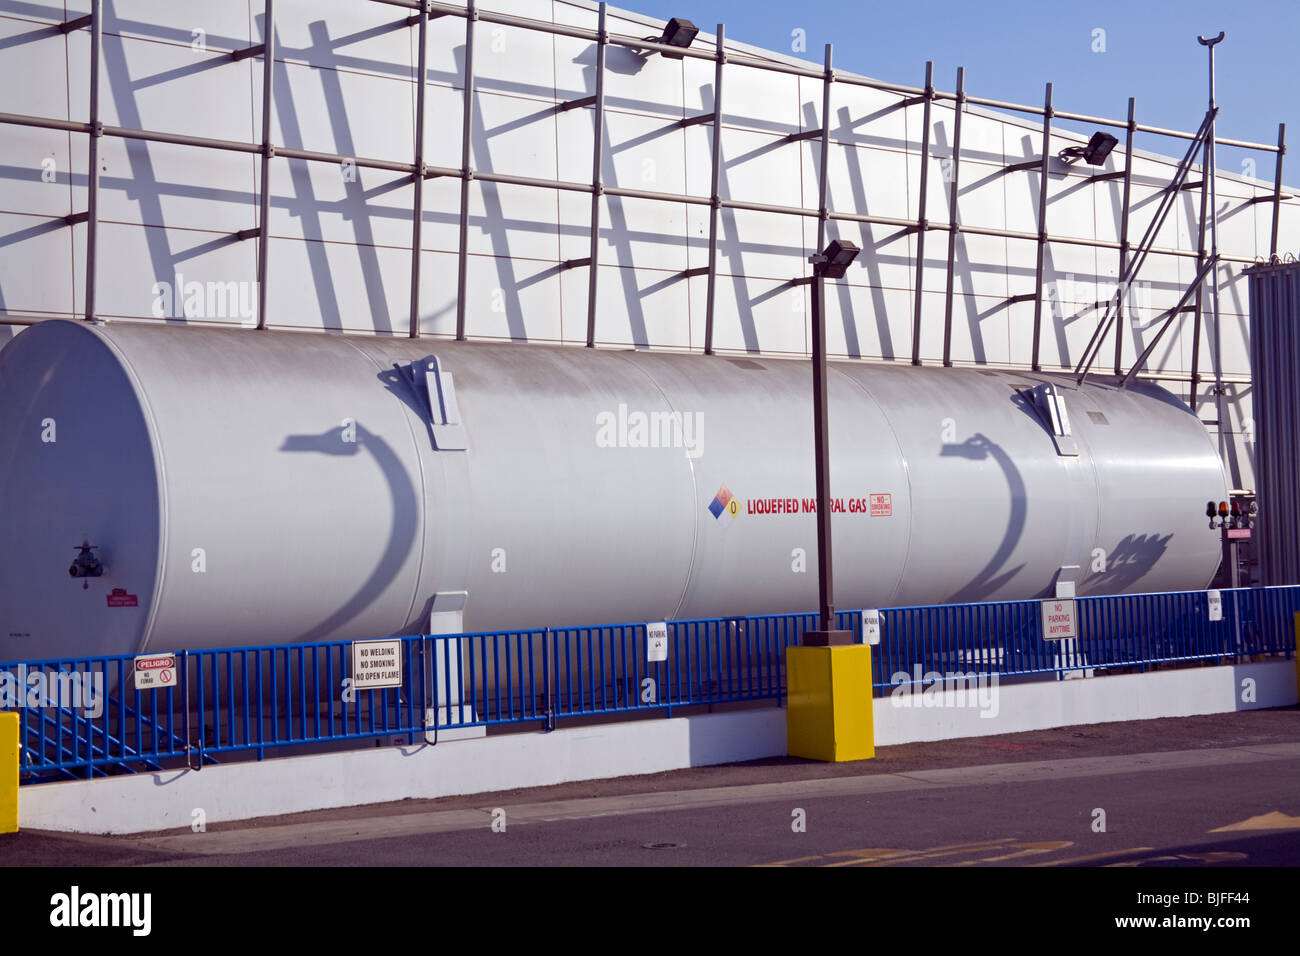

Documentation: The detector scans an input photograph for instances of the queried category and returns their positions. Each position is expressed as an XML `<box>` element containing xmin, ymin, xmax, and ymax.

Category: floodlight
<box><xmin>1061</xmin><ymin>131</ymin><xmax>1119</xmax><ymax>166</ymax></box>
<box><xmin>660</xmin><ymin>18</ymin><xmax>699</xmax><ymax>49</ymax></box>
<box><xmin>1082</xmin><ymin>131</ymin><xmax>1119</xmax><ymax>165</ymax></box>
<box><xmin>817</xmin><ymin>239</ymin><xmax>860</xmax><ymax>279</ymax></box>
<box><xmin>636</xmin><ymin>18</ymin><xmax>699</xmax><ymax>60</ymax></box>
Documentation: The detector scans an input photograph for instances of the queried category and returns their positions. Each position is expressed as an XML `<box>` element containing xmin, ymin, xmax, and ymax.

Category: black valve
<box><xmin>69</xmin><ymin>540</ymin><xmax>104</xmax><ymax>589</ymax></box>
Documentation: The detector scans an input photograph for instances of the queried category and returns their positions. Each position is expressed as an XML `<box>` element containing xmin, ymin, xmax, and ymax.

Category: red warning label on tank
<box><xmin>107</xmin><ymin>588</ymin><xmax>138</xmax><ymax>608</ymax></box>
<box><xmin>870</xmin><ymin>493</ymin><xmax>892</xmax><ymax>517</ymax></box>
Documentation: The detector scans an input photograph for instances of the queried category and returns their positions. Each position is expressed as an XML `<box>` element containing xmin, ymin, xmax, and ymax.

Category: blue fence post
<box><xmin>663</xmin><ymin>623</ymin><xmax>673</xmax><ymax>720</ymax></box>
<box><xmin>542</xmin><ymin>628</ymin><xmax>553</xmax><ymax>733</ymax></box>
<box><xmin>181</xmin><ymin>649</ymin><xmax>193</xmax><ymax>771</ymax></box>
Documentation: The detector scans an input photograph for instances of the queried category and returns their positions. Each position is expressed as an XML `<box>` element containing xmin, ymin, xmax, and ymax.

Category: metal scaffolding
<box><xmin>1075</xmin><ymin>109</ymin><xmax>1219</xmax><ymax>386</ymax></box>
<box><xmin>0</xmin><ymin>0</ymin><xmax>1290</xmax><ymax>381</ymax></box>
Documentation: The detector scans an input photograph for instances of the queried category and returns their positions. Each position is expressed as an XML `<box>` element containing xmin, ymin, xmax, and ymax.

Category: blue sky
<box><xmin>624</xmin><ymin>0</ymin><xmax>1298</xmax><ymax>185</ymax></box>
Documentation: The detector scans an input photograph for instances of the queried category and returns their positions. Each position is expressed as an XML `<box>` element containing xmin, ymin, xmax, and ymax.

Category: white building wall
<box><xmin>1</xmin><ymin>0</ymin><xmax>1296</xmax><ymax>488</ymax></box>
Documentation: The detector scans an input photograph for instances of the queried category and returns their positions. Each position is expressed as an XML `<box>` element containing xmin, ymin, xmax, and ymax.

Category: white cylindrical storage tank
<box><xmin>0</xmin><ymin>321</ymin><xmax>1225</xmax><ymax>661</ymax></box>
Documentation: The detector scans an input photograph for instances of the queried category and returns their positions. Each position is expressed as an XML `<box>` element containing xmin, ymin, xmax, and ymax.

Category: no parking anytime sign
<box><xmin>134</xmin><ymin>653</ymin><xmax>178</xmax><ymax>690</ymax></box>
<box><xmin>1040</xmin><ymin>600</ymin><xmax>1077</xmax><ymax>641</ymax></box>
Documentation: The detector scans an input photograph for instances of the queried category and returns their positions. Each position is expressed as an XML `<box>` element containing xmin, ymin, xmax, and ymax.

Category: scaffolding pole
<box><xmin>940</xmin><ymin>67</ymin><xmax>963</xmax><ymax>368</ymax></box>
<box><xmin>454</xmin><ymin>1</ymin><xmax>476</xmax><ymax>340</ymax></box>
<box><xmin>1111</xmin><ymin>97</ymin><xmax>1135</xmax><ymax>376</ymax></box>
<box><xmin>583</xmin><ymin>3</ymin><xmax>607</xmax><ymax>348</ymax></box>
<box><xmin>1270</xmin><ymin>123</ymin><xmax>1287</xmax><ymax>258</ymax></box>
<box><xmin>84</xmin><ymin>0</ymin><xmax>102</xmax><ymax>323</ymax></box>
<box><xmin>910</xmin><ymin>61</ymin><xmax>933</xmax><ymax>367</ymax></box>
<box><xmin>1029</xmin><ymin>83</ymin><xmax>1052</xmax><ymax>372</ymax></box>
<box><xmin>701</xmin><ymin>24</ymin><xmax>725</xmax><ymax>355</ymax></box>
<box><xmin>253</xmin><ymin>0</ymin><xmax>275</xmax><ymax>330</ymax></box>
<box><xmin>409</xmin><ymin>2</ymin><xmax>429</xmax><ymax>338</ymax></box>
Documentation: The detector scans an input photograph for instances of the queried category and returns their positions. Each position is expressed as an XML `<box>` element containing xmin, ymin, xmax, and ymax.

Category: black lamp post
<box><xmin>801</xmin><ymin>238</ymin><xmax>860</xmax><ymax>645</ymax></box>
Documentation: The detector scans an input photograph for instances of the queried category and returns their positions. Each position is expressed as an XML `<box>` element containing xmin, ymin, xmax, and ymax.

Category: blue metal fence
<box><xmin>4</xmin><ymin>586</ymin><xmax>1296</xmax><ymax>783</ymax></box>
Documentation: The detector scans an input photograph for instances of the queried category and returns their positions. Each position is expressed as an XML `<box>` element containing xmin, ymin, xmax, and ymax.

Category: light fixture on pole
<box><xmin>1198</xmin><ymin>30</ymin><xmax>1226</xmax><ymax>479</ymax></box>
<box><xmin>803</xmin><ymin>237</ymin><xmax>859</xmax><ymax>646</ymax></box>
<box><xmin>1060</xmin><ymin>131</ymin><xmax>1119</xmax><ymax>166</ymax></box>
<box><xmin>639</xmin><ymin>17</ymin><xmax>699</xmax><ymax>59</ymax></box>
<box><xmin>814</xmin><ymin>238</ymin><xmax>860</xmax><ymax>279</ymax></box>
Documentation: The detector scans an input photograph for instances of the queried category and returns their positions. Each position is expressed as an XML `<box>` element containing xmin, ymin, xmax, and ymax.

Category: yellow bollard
<box><xmin>786</xmin><ymin>644</ymin><xmax>875</xmax><ymax>762</ymax></box>
<box><xmin>1294</xmin><ymin>614</ymin><xmax>1300</xmax><ymax>704</ymax></box>
<box><xmin>0</xmin><ymin>712</ymin><xmax>17</xmax><ymax>834</ymax></box>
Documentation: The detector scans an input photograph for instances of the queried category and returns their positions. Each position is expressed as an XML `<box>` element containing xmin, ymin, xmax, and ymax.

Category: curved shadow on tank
<box><xmin>279</xmin><ymin>422</ymin><xmax>418</xmax><ymax>642</ymax></box>
<box><xmin>373</xmin><ymin>364</ymin><xmax>457</xmax><ymax>630</ymax></box>
<box><xmin>940</xmin><ymin>433</ymin><xmax>1028</xmax><ymax>602</ymax></box>
<box><xmin>1086</xmin><ymin>533</ymin><xmax>1173</xmax><ymax>593</ymax></box>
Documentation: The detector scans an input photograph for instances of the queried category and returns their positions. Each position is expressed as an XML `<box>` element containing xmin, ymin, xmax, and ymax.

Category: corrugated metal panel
<box><xmin>1247</xmin><ymin>259</ymin><xmax>1300</xmax><ymax>585</ymax></box>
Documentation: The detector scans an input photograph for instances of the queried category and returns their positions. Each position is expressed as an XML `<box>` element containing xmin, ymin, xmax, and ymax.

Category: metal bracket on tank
<box><xmin>412</xmin><ymin>356</ymin><xmax>469</xmax><ymax>451</ymax></box>
<box><xmin>1030</xmin><ymin>383</ymin><xmax>1078</xmax><ymax>457</ymax></box>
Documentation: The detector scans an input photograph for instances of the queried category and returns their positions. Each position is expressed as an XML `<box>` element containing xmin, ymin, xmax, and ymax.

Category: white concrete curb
<box><xmin>19</xmin><ymin>661</ymin><xmax>1296</xmax><ymax>834</ymax></box>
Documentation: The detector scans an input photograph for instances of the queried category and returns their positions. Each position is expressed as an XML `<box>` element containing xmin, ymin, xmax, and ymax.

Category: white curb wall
<box><xmin>20</xmin><ymin>661</ymin><xmax>1296</xmax><ymax>834</ymax></box>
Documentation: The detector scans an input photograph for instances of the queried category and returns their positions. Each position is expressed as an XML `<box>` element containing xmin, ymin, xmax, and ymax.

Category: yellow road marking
<box><xmin>1106</xmin><ymin>850</ymin><xmax>1248</xmax><ymax>867</ymax></box>
<box><xmin>752</xmin><ymin>855</ymin><xmax>827</xmax><ymax>867</ymax></box>
<box><xmin>824</xmin><ymin>848</ymin><xmax>911</xmax><ymax>861</ymax></box>
<box><xmin>948</xmin><ymin>841</ymin><xmax>1074</xmax><ymax>865</ymax></box>
<box><xmin>825</xmin><ymin>839</ymin><xmax>1017</xmax><ymax>867</ymax></box>
<box><xmin>1174</xmin><ymin>851</ymin><xmax>1249</xmax><ymax>864</ymax></box>
<box><xmin>1030</xmin><ymin>847</ymin><xmax>1153</xmax><ymax>867</ymax></box>
<box><xmin>757</xmin><ymin>833</ymin><xmax>1251</xmax><ymax>869</ymax></box>
<box><xmin>1210</xmin><ymin>811</ymin><xmax>1300</xmax><ymax>832</ymax></box>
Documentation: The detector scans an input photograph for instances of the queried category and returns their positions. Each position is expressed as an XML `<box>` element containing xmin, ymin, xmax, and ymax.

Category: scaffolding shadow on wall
<box><xmin>0</xmin><ymin>0</ymin><xmax>1290</xmax><ymax>383</ymax></box>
